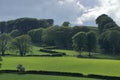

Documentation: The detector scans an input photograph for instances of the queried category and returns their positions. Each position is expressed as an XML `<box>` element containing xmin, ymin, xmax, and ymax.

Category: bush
<box><xmin>87</xmin><ymin>74</ymin><xmax>120</xmax><ymax>80</ymax></box>
<box><xmin>40</xmin><ymin>49</ymin><xmax>66</xmax><ymax>56</ymax></box>
<box><xmin>17</xmin><ymin>64</ymin><xmax>25</xmax><ymax>72</ymax></box>
<box><xmin>40</xmin><ymin>49</ymin><xmax>57</xmax><ymax>53</ymax></box>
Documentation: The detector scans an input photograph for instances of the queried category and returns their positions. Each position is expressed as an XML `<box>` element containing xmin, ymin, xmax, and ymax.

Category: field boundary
<box><xmin>0</xmin><ymin>70</ymin><xmax>120</xmax><ymax>80</ymax></box>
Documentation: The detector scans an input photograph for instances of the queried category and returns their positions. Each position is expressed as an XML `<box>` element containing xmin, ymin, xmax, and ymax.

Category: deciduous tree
<box><xmin>0</xmin><ymin>34</ymin><xmax>11</xmax><ymax>56</ymax></box>
<box><xmin>72</xmin><ymin>32</ymin><xmax>87</xmax><ymax>56</ymax></box>
<box><xmin>12</xmin><ymin>35</ymin><xmax>31</xmax><ymax>56</ymax></box>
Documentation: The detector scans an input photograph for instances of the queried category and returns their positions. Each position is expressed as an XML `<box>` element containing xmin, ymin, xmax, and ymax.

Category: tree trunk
<box><xmin>78</xmin><ymin>48</ymin><xmax>82</xmax><ymax>57</ymax></box>
<box><xmin>88</xmin><ymin>52</ymin><xmax>92</xmax><ymax>57</ymax></box>
<box><xmin>112</xmin><ymin>47</ymin><xmax>115</xmax><ymax>55</ymax></box>
<box><xmin>20</xmin><ymin>50</ymin><xmax>24</xmax><ymax>56</ymax></box>
<box><xmin>1</xmin><ymin>50</ymin><xmax>5</xmax><ymax>56</ymax></box>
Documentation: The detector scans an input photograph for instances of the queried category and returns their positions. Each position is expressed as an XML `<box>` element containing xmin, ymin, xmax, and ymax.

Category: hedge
<box><xmin>0</xmin><ymin>70</ymin><xmax>120</xmax><ymax>80</ymax></box>
<box><xmin>40</xmin><ymin>49</ymin><xmax>66</xmax><ymax>56</ymax></box>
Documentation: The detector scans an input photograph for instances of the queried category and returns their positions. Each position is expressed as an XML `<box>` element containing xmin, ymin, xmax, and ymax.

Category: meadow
<box><xmin>1</xmin><ymin>56</ymin><xmax>120</xmax><ymax>77</ymax></box>
<box><xmin>1</xmin><ymin>46</ymin><xmax>120</xmax><ymax>80</ymax></box>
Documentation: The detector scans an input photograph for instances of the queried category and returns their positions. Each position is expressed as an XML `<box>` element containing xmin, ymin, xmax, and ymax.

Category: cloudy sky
<box><xmin>0</xmin><ymin>0</ymin><xmax>120</xmax><ymax>26</ymax></box>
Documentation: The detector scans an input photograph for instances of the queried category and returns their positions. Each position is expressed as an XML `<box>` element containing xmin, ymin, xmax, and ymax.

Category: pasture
<box><xmin>1</xmin><ymin>56</ymin><xmax>120</xmax><ymax>77</ymax></box>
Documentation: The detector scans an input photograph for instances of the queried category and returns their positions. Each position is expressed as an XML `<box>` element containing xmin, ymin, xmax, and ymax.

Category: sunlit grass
<box><xmin>1</xmin><ymin>57</ymin><xmax>120</xmax><ymax>77</ymax></box>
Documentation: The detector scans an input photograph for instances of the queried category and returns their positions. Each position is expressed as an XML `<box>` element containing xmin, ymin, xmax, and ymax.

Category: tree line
<box><xmin>0</xmin><ymin>18</ymin><xmax>54</xmax><ymax>34</ymax></box>
<box><xmin>0</xmin><ymin>14</ymin><xmax>120</xmax><ymax>56</ymax></box>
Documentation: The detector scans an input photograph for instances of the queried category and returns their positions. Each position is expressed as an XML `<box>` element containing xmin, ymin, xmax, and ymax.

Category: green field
<box><xmin>1</xmin><ymin>57</ymin><xmax>120</xmax><ymax>77</ymax></box>
<box><xmin>0</xmin><ymin>74</ymin><xmax>98</xmax><ymax>80</ymax></box>
<box><xmin>6</xmin><ymin>45</ymin><xmax>120</xmax><ymax>60</ymax></box>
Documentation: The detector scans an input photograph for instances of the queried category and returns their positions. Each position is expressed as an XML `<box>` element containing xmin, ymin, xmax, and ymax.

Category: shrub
<box><xmin>17</xmin><ymin>64</ymin><xmax>25</xmax><ymax>72</ymax></box>
<box><xmin>40</xmin><ymin>49</ymin><xmax>66</xmax><ymax>56</ymax></box>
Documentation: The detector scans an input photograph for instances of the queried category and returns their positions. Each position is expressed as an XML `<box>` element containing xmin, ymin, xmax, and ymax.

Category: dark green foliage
<box><xmin>42</xmin><ymin>26</ymin><xmax>56</xmax><ymax>46</ymax></box>
<box><xmin>96</xmin><ymin>14</ymin><xmax>120</xmax><ymax>54</ymax></box>
<box><xmin>6</xmin><ymin>20</ymin><xmax>16</xmax><ymax>33</ymax></box>
<box><xmin>71</xmin><ymin>26</ymin><xmax>89</xmax><ymax>36</ymax></box>
<box><xmin>96</xmin><ymin>14</ymin><xmax>118</xmax><ymax>33</ymax></box>
<box><xmin>72</xmin><ymin>32</ymin><xmax>87</xmax><ymax>55</ymax></box>
<box><xmin>107</xmin><ymin>30</ymin><xmax>120</xmax><ymax>54</ymax></box>
<box><xmin>28</xmin><ymin>28</ymin><xmax>43</xmax><ymax>44</ymax></box>
<box><xmin>46</xmin><ymin>19</ymin><xmax>54</xmax><ymax>26</ymax></box>
<box><xmin>14</xmin><ymin>18</ymin><xmax>41</xmax><ymax>34</ymax></box>
<box><xmin>42</xmin><ymin>26</ymin><xmax>72</xmax><ymax>49</ymax></box>
<box><xmin>10</xmin><ymin>29</ymin><xmax>21</xmax><ymax>38</ymax></box>
<box><xmin>0</xmin><ymin>34</ymin><xmax>11</xmax><ymax>56</ymax></box>
<box><xmin>40</xmin><ymin>49</ymin><xmax>66</xmax><ymax>56</ymax></box>
<box><xmin>0</xmin><ymin>22</ymin><xmax>6</xmax><ymax>33</ymax></box>
<box><xmin>86</xmin><ymin>31</ymin><xmax>96</xmax><ymax>56</ymax></box>
<box><xmin>42</xmin><ymin>26</ymin><xmax>90</xmax><ymax>49</ymax></box>
<box><xmin>99</xmin><ymin>30</ymin><xmax>120</xmax><ymax>54</ymax></box>
<box><xmin>62</xmin><ymin>21</ymin><xmax>70</xmax><ymax>26</ymax></box>
<box><xmin>0</xmin><ymin>18</ymin><xmax>54</xmax><ymax>34</ymax></box>
<box><xmin>12</xmin><ymin>35</ymin><xmax>32</xmax><ymax>56</ymax></box>
<box><xmin>17</xmin><ymin>64</ymin><xmax>25</xmax><ymax>72</ymax></box>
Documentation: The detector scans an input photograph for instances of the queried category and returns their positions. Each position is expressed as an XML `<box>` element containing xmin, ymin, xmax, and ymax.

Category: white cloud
<box><xmin>76</xmin><ymin>0</ymin><xmax>120</xmax><ymax>26</ymax></box>
<box><xmin>1</xmin><ymin>0</ymin><xmax>120</xmax><ymax>26</ymax></box>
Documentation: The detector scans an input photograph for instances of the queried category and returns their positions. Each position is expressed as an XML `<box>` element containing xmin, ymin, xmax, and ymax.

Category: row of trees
<box><xmin>72</xmin><ymin>31</ymin><xmax>96</xmax><ymax>56</ymax></box>
<box><xmin>0</xmin><ymin>34</ymin><xmax>31</xmax><ymax>56</ymax></box>
<box><xmin>0</xmin><ymin>18</ymin><xmax>54</xmax><ymax>34</ymax></box>
<box><xmin>0</xmin><ymin>26</ymin><xmax>94</xmax><ymax>56</ymax></box>
<box><xmin>28</xmin><ymin>26</ymin><xmax>90</xmax><ymax>49</ymax></box>
<box><xmin>0</xmin><ymin>14</ymin><xmax>120</xmax><ymax>56</ymax></box>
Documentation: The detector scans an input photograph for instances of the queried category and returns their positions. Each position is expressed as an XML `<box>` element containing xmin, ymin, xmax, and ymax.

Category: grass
<box><xmin>0</xmin><ymin>74</ymin><xmax>98</xmax><ymax>80</ymax></box>
<box><xmin>6</xmin><ymin>45</ymin><xmax>120</xmax><ymax>60</ymax></box>
<box><xmin>1</xmin><ymin>57</ymin><xmax>120</xmax><ymax>77</ymax></box>
<box><xmin>55</xmin><ymin>49</ymin><xmax>120</xmax><ymax>59</ymax></box>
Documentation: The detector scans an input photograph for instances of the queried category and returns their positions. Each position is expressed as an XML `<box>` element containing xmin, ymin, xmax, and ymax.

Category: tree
<box><xmin>0</xmin><ymin>34</ymin><xmax>11</xmax><ymax>56</ymax></box>
<box><xmin>107</xmin><ymin>30</ymin><xmax>120</xmax><ymax>54</ymax></box>
<box><xmin>99</xmin><ymin>30</ymin><xmax>110</xmax><ymax>53</ymax></box>
<box><xmin>46</xmin><ymin>19</ymin><xmax>54</xmax><ymax>26</ymax></box>
<box><xmin>86</xmin><ymin>31</ymin><xmax>96</xmax><ymax>56</ymax></box>
<box><xmin>99</xmin><ymin>30</ymin><xmax>120</xmax><ymax>54</ymax></box>
<box><xmin>72</xmin><ymin>32</ymin><xmax>87</xmax><ymax>56</ymax></box>
<box><xmin>42</xmin><ymin>26</ymin><xmax>72</xmax><ymax>49</ymax></box>
<box><xmin>0</xmin><ymin>22</ymin><xmax>6</xmax><ymax>33</ymax></box>
<box><xmin>96</xmin><ymin>14</ymin><xmax>118</xmax><ymax>33</ymax></box>
<box><xmin>14</xmin><ymin>18</ymin><xmax>40</xmax><ymax>34</ymax></box>
<box><xmin>71</xmin><ymin>26</ymin><xmax>89</xmax><ymax>36</ymax></box>
<box><xmin>10</xmin><ymin>29</ymin><xmax>21</xmax><ymax>38</ymax></box>
<box><xmin>28</xmin><ymin>28</ymin><xmax>43</xmax><ymax>44</ymax></box>
<box><xmin>62</xmin><ymin>21</ymin><xmax>70</xmax><ymax>26</ymax></box>
<box><xmin>12</xmin><ymin>35</ymin><xmax>31</xmax><ymax>56</ymax></box>
<box><xmin>42</xmin><ymin>26</ymin><xmax>56</xmax><ymax>46</ymax></box>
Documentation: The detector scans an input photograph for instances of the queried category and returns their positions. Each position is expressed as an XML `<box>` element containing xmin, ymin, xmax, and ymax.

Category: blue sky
<box><xmin>0</xmin><ymin>0</ymin><xmax>120</xmax><ymax>26</ymax></box>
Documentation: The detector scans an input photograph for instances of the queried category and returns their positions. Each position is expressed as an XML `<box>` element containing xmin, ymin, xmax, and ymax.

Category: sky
<box><xmin>0</xmin><ymin>0</ymin><xmax>120</xmax><ymax>26</ymax></box>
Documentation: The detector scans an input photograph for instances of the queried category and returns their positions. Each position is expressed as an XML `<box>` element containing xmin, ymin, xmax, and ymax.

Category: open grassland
<box><xmin>0</xmin><ymin>74</ymin><xmax>98</xmax><ymax>80</ymax></box>
<box><xmin>6</xmin><ymin>45</ymin><xmax>120</xmax><ymax>59</ymax></box>
<box><xmin>31</xmin><ymin>46</ymin><xmax>120</xmax><ymax>59</ymax></box>
<box><xmin>1</xmin><ymin>57</ymin><xmax>120</xmax><ymax>77</ymax></box>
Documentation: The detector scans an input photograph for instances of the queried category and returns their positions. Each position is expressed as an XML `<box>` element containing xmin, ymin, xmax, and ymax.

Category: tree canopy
<box><xmin>72</xmin><ymin>32</ymin><xmax>87</xmax><ymax>55</ymax></box>
<box><xmin>0</xmin><ymin>34</ymin><xmax>11</xmax><ymax>56</ymax></box>
<box><xmin>12</xmin><ymin>35</ymin><xmax>32</xmax><ymax>56</ymax></box>
<box><xmin>96</xmin><ymin>14</ymin><xmax>118</xmax><ymax>33</ymax></box>
<box><xmin>86</xmin><ymin>31</ymin><xmax>96</xmax><ymax>56</ymax></box>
